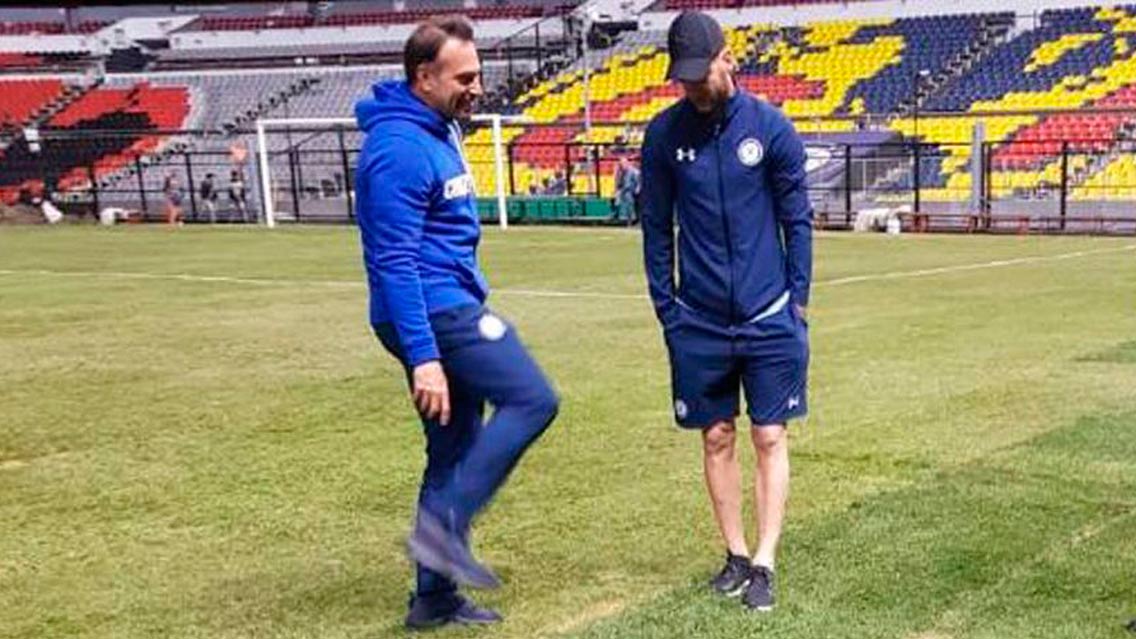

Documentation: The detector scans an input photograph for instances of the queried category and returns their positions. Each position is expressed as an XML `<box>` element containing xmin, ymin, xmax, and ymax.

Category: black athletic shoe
<box><xmin>709</xmin><ymin>553</ymin><xmax>753</xmax><ymax>597</ymax></box>
<box><xmin>405</xmin><ymin>593</ymin><xmax>502</xmax><ymax>630</ymax></box>
<box><xmin>742</xmin><ymin>564</ymin><xmax>775</xmax><ymax>612</ymax></box>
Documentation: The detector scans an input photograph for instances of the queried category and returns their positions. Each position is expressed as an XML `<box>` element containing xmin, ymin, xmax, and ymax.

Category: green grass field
<box><xmin>1</xmin><ymin>226</ymin><xmax>1134</xmax><ymax>639</ymax></box>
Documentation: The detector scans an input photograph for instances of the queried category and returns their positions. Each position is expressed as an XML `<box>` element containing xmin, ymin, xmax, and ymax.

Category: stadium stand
<box><xmin>0</xmin><ymin>51</ymin><xmax>94</xmax><ymax>74</ymax></box>
<box><xmin>888</xmin><ymin>5</ymin><xmax>1136</xmax><ymax>201</ymax></box>
<box><xmin>0</xmin><ymin>79</ymin><xmax>69</xmax><ymax>132</ymax></box>
<box><xmin>655</xmin><ymin>0</ymin><xmax>878</xmax><ymax>10</ymax></box>
<box><xmin>0</xmin><ymin>52</ymin><xmax>41</xmax><ymax>68</ymax></box>
<box><xmin>0</xmin><ymin>20</ymin><xmax>105</xmax><ymax>35</ymax></box>
<box><xmin>181</xmin><ymin>1</ymin><xmax>574</xmax><ymax>31</ymax></box>
<box><xmin>0</xmin><ymin>82</ymin><xmax>189</xmax><ymax>205</ymax></box>
<box><xmin>461</xmin><ymin>12</ymin><xmax>1011</xmax><ymax>197</ymax></box>
<box><xmin>0</xmin><ymin>21</ymin><xmax>66</xmax><ymax>35</ymax></box>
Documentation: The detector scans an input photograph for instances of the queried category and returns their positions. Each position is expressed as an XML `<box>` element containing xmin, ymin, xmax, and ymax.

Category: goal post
<box><xmin>255</xmin><ymin>113</ymin><xmax>527</xmax><ymax>229</ymax></box>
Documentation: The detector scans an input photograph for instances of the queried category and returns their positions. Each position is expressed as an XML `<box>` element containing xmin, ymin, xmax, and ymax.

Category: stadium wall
<box><xmin>0</xmin><ymin>34</ymin><xmax>98</xmax><ymax>54</ymax></box>
<box><xmin>168</xmin><ymin>18</ymin><xmax>564</xmax><ymax>51</ymax></box>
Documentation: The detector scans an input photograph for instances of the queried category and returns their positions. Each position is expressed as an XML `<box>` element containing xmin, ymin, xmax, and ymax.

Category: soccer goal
<box><xmin>254</xmin><ymin>114</ymin><xmax>526</xmax><ymax>229</ymax></box>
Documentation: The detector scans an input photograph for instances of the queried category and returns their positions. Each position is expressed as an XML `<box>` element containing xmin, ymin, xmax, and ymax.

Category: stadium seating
<box><xmin>0</xmin><ymin>50</ymin><xmax>93</xmax><ymax>72</ymax></box>
<box><xmin>658</xmin><ymin>0</ymin><xmax>862</xmax><ymax>9</ymax></box>
<box><xmin>5</xmin><ymin>2</ymin><xmax>1136</xmax><ymax>213</ymax></box>
<box><xmin>193</xmin><ymin>15</ymin><xmax>314</xmax><ymax>31</ymax></box>
<box><xmin>91</xmin><ymin>65</ymin><xmax>526</xmax><ymax>208</ymax></box>
<box><xmin>897</xmin><ymin>5</ymin><xmax>1136</xmax><ymax>201</ymax></box>
<box><xmin>463</xmin><ymin>13</ymin><xmax>1004</xmax><ymax>196</ymax></box>
<box><xmin>75</xmin><ymin>20</ymin><xmax>107</xmax><ymax>34</ymax></box>
<box><xmin>0</xmin><ymin>83</ymin><xmax>189</xmax><ymax>204</ymax></box>
<box><xmin>1072</xmin><ymin>152</ymin><xmax>1136</xmax><ymax>200</ymax></box>
<box><xmin>0</xmin><ymin>21</ymin><xmax>65</xmax><ymax>35</ymax></box>
<box><xmin>107</xmin><ymin>72</ymin><xmax>314</xmax><ymax>132</ymax></box>
<box><xmin>320</xmin><ymin>6</ymin><xmax>550</xmax><ymax>27</ymax></box>
<box><xmin>187</xmin><ymin>2</ymin><xmax>570</xmax><ymax>31</ymax></box>
<box><xmin>0</xmin><ymin>20</ymin><xmax>104</xmax><ymax>35</ymax></box>
<box><xmin>0</xmin><ymin>79</ymin><xmax>67</xmax><ymax>131</ymax></box>
<box><xmin>0</xmin><ymin>52</ymin><xmax>42</xmax><ymax>69</ymax></box>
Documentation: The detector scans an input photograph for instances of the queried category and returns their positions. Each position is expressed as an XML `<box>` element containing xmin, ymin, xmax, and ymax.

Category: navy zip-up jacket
<box><xmin>354</xmin><ymin>80</ymin><xmax>488</xmax><ymax>367</ymax></box>
<box><xmin>640</xmin><ymin>89</ymin><xmax>812</xmax><ymax>330</ymax></box>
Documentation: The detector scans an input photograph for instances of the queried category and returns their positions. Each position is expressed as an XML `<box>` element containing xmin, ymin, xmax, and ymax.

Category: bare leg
<box><xmin>702</xmin><ymin>420</ymin><xmax>748</xmax><ymax>557</ymax></box>
<box><xmin>751</xmin><ymin>424</ymin><xmax>789</xmax><ymax>569</ymax></box>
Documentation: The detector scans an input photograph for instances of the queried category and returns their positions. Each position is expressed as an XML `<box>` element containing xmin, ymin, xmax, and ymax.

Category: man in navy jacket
<box><xmin>640</xmin><ymin>11</ymin><xmax>813</xmax><ymax>612</ymax></box>
<box><xmin>354</xmin><ymin>16</ymin><xmax>559</xmax><ymax>629</ymax></box>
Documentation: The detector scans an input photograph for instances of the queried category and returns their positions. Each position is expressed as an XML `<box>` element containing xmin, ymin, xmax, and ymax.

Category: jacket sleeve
<box><xmin>357</xmin><ymin>138</ymin><xmax>440</xmax><ymax>367</ymax></box>
<box><xmin>639</xmin><ymin>120</ymin><xmax>679</xmax><ymax>327</ymax></box>
<box><xmin>767</xmin><ymin>110</ymin><xmax>814</xmax><ymax>308</ymax></box>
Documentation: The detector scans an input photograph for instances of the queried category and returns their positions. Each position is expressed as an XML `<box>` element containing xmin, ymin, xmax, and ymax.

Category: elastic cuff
<box><xmin>406</xmin><ymin>344</ymin><xmax>441</xmax><ymax>368</ymax></box>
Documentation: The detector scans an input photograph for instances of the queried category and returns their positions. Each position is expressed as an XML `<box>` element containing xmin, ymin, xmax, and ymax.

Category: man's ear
<box><xmin>414</xmin><ymin>63</ymin><xmax>433</xmax><ymax>90</ymax></box>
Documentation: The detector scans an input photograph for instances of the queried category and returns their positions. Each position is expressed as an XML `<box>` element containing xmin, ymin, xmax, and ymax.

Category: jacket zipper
<box><xmin>714</xmin><ymin>121</ymin><xmax>735</xmax><ymax>326</ymax></box>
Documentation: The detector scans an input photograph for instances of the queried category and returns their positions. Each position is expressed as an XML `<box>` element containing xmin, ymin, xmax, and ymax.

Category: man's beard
<box><xmin>450</xmin><ymin>94</ymin><xmax>476</xmax><ymax>120</ymax></box>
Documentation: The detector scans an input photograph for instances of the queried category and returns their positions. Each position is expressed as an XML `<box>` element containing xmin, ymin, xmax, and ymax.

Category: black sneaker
<box><xmin>405</xmin><ymin>593</ymin><xmax>502</xmax><ymax>630</ymax></box>
<box><xmin>450</xmin><ymin>597</ymin><xmax>503</xmax><ymax>625</ymax></box>
<box><xmin>742</xmin><ymin>564</ymin><xmax>775</xmax><ymax>612</ymax></box>
<box><xmin>709</xmin><ymin>553</ymin><xmax>752</xmax><ymax>597</ymax></box>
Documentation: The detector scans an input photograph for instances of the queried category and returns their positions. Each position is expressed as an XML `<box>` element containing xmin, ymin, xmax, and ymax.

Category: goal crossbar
<box><xmin>255</xmin><ymin>114</ymin><xmax>528</xmax><ymax>229</ymax></box>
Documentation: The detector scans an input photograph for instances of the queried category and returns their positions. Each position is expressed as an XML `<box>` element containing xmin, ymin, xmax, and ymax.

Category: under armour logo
<box><xmin>676</xmin><ymin>147</ymin><xmax>696</xmax><ymax>162</ymax></box>
<box><xmin>788</xmin><ymin>396</ymin><xmax>801</xmax><ymax>410</ymax></box>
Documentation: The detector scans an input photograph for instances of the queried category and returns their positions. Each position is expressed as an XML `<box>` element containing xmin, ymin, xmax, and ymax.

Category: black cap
<box><xmin>665</xmin><ymin>11</ymin><xmax>726</xmax><ymax>82</ymax></box>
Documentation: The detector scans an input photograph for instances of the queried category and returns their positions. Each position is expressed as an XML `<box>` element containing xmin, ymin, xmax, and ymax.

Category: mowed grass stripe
<box><xmin>1</xmin><ymin>227</ymin><xmax>1134</xmax><ymax>638</ymax></box>
<box><xmin>568</xmin><ymin>413</ymin><xmax>1136</xmax><ymax>639</ymax></box>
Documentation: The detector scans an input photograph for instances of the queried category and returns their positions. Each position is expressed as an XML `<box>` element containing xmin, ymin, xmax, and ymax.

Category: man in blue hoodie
<box><xmin>640</xmin><ymin>12</ymin><xmax>813</xmax><ymax>613</ymax></box>
<box><xmin>354</xmin><ymin>16</ymin><xmax>559</xmax><ymax>630</ymax></box>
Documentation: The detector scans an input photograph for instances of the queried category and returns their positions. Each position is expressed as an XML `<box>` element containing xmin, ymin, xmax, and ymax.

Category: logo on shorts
<box><xmin>674</xmin><ymin>399</ymin><xmax>689</xmax><ymax>420</ymax></box>
<box><xmin>787</xmin><ymin>395</ymin><xmax>801</xmax><ymax>410</ymax></box>
<box><xmin>737</xmin><ymin>138</ymin><xmax>764</xmax><ymax>167</ymax></box>
<box><xmin>478</xmin><ymin>314</ymin><xmax>507</xmax><ymax>341</ymax></box>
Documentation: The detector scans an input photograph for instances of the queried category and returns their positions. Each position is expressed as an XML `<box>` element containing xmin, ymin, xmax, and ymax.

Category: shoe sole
<box><xmin>406</xmin><ymin>616</ymin><xmax>501</xmax><ymax>631</ymax></box>
<box><xmin>745</xmin><ymin>604</ymin><xmax>774</xmax><ymax>612</ymax></box>
<box><xmin>716</xmin><ymin>579</ymin><xmax>751</xmax><ymax>598</ymax></box>
<box><xmin>405</xmin><ymin>618</ymin><xmax>448</xmax><ymax>631</ymax></box>
<box><xmin>453</xmin><ymin>616</ymin><xmax>503</xmax><ymax>625</ymax></box>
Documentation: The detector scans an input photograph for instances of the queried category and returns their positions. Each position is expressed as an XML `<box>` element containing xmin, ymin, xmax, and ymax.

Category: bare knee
<box><xmin>702</xmin><ymin>421</ymin><xmax>737</xmax><ymax>458</ymax></box>
<box><xmin>751</xmin><ymin>424</ymin><xmax>787</xmax><ymax>456</ymax></box>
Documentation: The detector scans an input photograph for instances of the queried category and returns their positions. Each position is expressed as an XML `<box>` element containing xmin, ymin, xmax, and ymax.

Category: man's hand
<box><xmin>795</xmin><ymin>304</ymin><xmax>808</xmax><ymax>323</ymax></box>
<box><xmin>412</xmin><ymin>361</ymin><xmax>450</xmax><ymax>426</ymax></box>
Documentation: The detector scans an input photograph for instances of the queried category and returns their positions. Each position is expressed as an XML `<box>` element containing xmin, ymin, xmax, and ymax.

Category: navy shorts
<box><xmin>665</xmin><ymin>300</ymin><xmax>809</xmax><ymax>428</ymax></box>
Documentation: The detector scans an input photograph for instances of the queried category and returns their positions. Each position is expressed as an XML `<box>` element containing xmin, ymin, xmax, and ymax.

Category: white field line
<box><xmin>815</xmin><ymin>244</ymin><xmax>1136</xmax><ymax>288</ymax></box>
<box><xmin>0</xmin><ymin>243</ymin><xmax>1132</xmax><ymax>299</ymax></box>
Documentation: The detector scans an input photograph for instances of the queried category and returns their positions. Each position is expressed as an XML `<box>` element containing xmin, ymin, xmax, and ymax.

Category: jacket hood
<box><xmin>355</xmin><ymin>80</ymin><xmax>450</xmax><ymax>138</ymax></box>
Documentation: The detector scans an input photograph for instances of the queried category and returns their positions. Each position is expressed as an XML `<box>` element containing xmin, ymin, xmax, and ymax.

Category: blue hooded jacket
<box><xmin>640</xmin><ymin>89</ymin><xmax>813</xmax><ymax>331</ymax></box>
<box><xmin>355</xmin><ymin>80</ymin><xmax>488</xmax><ymax>367</ymax></box>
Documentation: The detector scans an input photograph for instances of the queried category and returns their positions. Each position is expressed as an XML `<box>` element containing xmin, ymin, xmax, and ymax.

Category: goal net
<box><xmin>254</xmin><ymin>114</ymin><xmax>521</xmax><ymax>228</ymax></box>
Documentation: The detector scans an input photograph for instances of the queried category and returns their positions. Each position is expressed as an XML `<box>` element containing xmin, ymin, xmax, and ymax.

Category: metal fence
<box><xmin>3</xmin><ymin>127</ymin><xmax>1136</xmax><ymax>234</ymax></box>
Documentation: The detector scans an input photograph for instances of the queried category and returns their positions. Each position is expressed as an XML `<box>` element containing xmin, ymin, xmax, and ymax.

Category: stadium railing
<box><xmin>2</xmin><ymin>124</ymin><xmax>1136</xmax><ymax>235</ymax></box>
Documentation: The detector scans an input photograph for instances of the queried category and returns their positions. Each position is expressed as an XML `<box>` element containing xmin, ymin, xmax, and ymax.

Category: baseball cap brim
<box><xmin>666</xmin><ymin>56</ymin><xmax>712</xmax><ymax>82</ymax></box>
